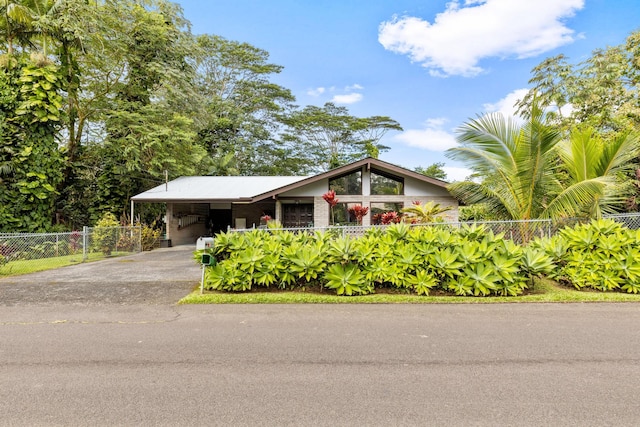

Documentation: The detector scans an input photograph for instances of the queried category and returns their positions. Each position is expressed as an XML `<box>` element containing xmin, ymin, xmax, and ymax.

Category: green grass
<box><xmin>179</xmin><ymin>279</ymin><xmax>640</xmax><ymax>304</ymax></box>
<box><xmin>0</xmin><ymin>252</ymin><xmax>131</xmax><ymax>277</ymax></box>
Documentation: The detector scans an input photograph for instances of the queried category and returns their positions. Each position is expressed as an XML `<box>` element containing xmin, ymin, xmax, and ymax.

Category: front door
<box><xmin>282</xmin><ymin>204</ymin><xmax>314</xmax><ymax>228</ymax></box>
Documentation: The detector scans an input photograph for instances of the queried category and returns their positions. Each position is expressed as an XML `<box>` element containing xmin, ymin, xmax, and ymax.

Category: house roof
<box><xmin>251</xmin><ymin>157</ymin><xmax>449</xmax><ymax>202</ymax></box>
<box><xmin>131</xmin><ymin>176</ymin><xmax>307</xmax><ymax>203</ymax></box>
<box><xmin>131</xmin><ymin>157</ymin><xmax>450</xmax><ymax>203</ymax></box>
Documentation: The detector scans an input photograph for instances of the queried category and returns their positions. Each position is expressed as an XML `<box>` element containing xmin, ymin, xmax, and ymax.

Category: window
<box><xmin>371</xmin><ymin>170</ymin><xmax>403</xmax><ymax>195</ymax></box>
<box><xmin>331</xmin><ymin>202</ymin><xmax>360</xmax><ymax>225</ymax></box>
<box><xmin>371</xmin><ymin>202</ymin><xmax>403</xmax><ymax>225</ymax></box>
<box><xmin>329</xmin><ymin>171</ymin><xmax>362</xmax><ymax>195</ymax></box>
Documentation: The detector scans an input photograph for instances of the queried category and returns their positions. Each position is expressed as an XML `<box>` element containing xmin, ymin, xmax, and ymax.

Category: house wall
<box><xmin>279</xmin><ymin>179</ymin><xmax>327</xmax><ymax>197</ymax></box>
<box><xmin>302</xmin><ymin>167</ymin><xmax>458</xmax><ymax>227</ymax></box>
<box><xmin>232</xmin><ymin>201</ymin><xmax>276</xmax><ymax>229</ymax></box>
<box><xmin>405</xmin><ymin>176</ymin><xmax>451</xmax><ymax>197</ymax></box>
<box><xmin>312</xmin><ymin>195</ymin><xmax>458</xmax><ymax>226</ymax></box>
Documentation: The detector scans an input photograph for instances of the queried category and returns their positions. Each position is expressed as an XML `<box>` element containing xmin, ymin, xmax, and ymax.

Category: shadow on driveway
<box><xmin>0</xmin><ymin>246</ymin><xmax>201</xmax><ymax>306</ymax></box>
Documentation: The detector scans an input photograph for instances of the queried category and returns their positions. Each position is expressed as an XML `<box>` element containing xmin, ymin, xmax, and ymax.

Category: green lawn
<box><xmin>0</xmin><ymin>252</ymin><xmax>131</xmax><ymax>277</ymax></box>
<box><xmin>179</xmin><ymin>279</ymin><xmax>640</xmax><ymax>304</ymax></box>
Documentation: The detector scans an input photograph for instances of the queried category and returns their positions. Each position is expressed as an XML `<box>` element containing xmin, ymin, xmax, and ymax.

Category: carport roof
<box><xmin>131</xmin><ymin>176</ymin><xmax>307</xmax><ymax>203</ymax></box>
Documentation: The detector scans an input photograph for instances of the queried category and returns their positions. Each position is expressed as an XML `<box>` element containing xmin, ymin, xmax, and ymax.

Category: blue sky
<box><xmin>175</xmin><ymin>0</ymin><xmax>640</xmax><ymax>181</ymax></box>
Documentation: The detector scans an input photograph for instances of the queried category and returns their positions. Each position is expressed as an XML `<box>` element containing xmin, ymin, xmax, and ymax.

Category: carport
<box><xmin>131</xmin><ymin>176</ymin><xmax>306</xmax><ymax>246</ymax></box>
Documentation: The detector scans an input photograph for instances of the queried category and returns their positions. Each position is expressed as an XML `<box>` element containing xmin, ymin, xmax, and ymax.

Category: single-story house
<box><xmin>131</xmin><ymin>157</ymin><xmax>458</xmax><ymax>245</ymax></box>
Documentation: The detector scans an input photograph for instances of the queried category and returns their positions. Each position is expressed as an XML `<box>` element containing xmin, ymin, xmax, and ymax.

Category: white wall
<box><xmin>279</xmin><ymin>179</ymin><xmax>328</xmax><ymax>197</ymax></box>
<box><xmin>404</xmin><ymin>176</ymin><xmax>451</xmax><ymax>196</ymax></box>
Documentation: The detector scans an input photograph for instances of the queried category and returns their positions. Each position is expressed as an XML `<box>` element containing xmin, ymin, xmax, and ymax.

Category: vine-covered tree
<box><xmin>0</xmin><ymin>55</ymin><xmax>64</xmax><ymax>231</ymax></box>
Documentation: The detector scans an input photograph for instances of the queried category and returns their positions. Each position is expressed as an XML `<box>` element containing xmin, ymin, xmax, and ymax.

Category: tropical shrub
<box><xmin>534</xmin><ymin>219</ymin><xmax>640</xmax><ymax>293</ymax></box>
<box><xmin>92</xmin><ymin>213</ymin><xmax>119</xmax><ymax>255</ymax></box>
<box><xmin>196</xmin><ymin>223</ymin><xmax>555</xmax><ymax>297</ymax></box>
<box><xmin>401</xmin><ymin>201</ymin><xmax>451</xmax><ymax>224</ymax></box>
<box><xmin>140</xmin><ymin>222</ymin><xmax>162</xmax><ymax>251</ymax></box>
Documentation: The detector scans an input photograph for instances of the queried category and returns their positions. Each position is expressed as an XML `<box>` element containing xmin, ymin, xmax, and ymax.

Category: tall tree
<box><xmin>96</xmin><ymin>0</ymin><xmax>207</xmax><ymax>220</ymax></box>
<box><xmin>517</xmin><ymin>30</ymin><xmax>640</xmax><ymax>135</ymax></box>
<box><xmin>279</xmin><ymin>102</ymin><xmax>401</xmax><ymax>172</ymax></box>
<box><xmin>0</xmin><ymin>0</ymin><xmax>34</xmax><ymax>55</ymax></box>
<box><xmin>192</xmin><ymin>34</ymin><xmax>295</xmax><ymax>175</ymax></box>
<box><xmin>415</xmin><ymin>162</ymin><xmax>448</xmax><ymax>181</ymax></box>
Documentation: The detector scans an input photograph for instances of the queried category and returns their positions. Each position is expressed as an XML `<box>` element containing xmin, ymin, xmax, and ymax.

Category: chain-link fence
<box><xmin>228</xmin><ymin>213</ymin><xmax>640</xmax><ymax>243</ymax></box>
<box><xmin>0</xmin><ymin>226</ymin><xmax>141</xmax><ymax>276</ymax></box>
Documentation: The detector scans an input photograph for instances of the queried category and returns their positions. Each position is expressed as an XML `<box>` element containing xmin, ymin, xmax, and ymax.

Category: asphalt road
<box><xmin>2</xmin><ymin>303</ymin><xmax>640</xmax><ymax>426</ymax></box>
<box><xmin>2</xmin><ymin>248</ymin><xmax>640</xmax><ymax>425</ymax></box>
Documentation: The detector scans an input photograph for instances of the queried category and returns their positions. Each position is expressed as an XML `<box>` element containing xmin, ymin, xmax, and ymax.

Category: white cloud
<box><xmin>378</xmin><ymin>0</ymin><xmax>584</xmax><ymax>77</ymax></box>
<box><xmin>307</xmin><ymin>87</ymin><xmax>326</xmax><ymax>97</ymax></box>
<box><xmin>331</xmin><ymin>93</ymin><xmax>363</xmax><ymax>104</ymax></box>
<box><xmin>442</xmin><ymin>166</ymin><xmax>474</xmax><ymax>182</ymax></box>
<box><xmin>345</xmin><ymin>84</ymin><xmax>364</xmax><ymax>91</ymax></box>
<box><xmin>394</xmin><ymin>118</ymin><xmax>458</xmax><ymax>151</ymax></box>
<box><xmin>483</xmin><ymin>88</ymin><xmax>529</xmax><ymax>118</ymax></box>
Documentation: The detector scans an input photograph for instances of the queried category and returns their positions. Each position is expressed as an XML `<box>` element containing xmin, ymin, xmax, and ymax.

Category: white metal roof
<box><xmin>131</xmin><ymin>176</ymin><xmax>308</xmax><ymax>202</ymax></box>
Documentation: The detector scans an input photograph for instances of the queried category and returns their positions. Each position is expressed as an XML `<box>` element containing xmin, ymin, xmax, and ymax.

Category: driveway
<box><xmin>0</xmin><ymin>245</ymin><xmax>201</xmax><ymax>306</ymax></box>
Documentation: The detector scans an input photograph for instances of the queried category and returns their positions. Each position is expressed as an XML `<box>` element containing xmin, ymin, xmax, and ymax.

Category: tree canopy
<box><xmin>0</xmin><ymin>0</ymin><xmax>403</xmax><ymax>231</ymax></box>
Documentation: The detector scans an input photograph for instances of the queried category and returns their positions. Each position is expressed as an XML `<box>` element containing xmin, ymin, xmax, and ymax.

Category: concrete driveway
<box><xmin>0</xmin><ymin>245</ymin><xmax>201</xmax><ymax>306</ymax></box>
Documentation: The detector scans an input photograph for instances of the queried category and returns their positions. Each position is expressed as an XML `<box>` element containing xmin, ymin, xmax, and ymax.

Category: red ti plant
<box><xmin>381</xmin><ymin>211</ymin><xmax>401</xmax><ymax>225</ymax></box>
<box><xmin>323</xmin><ymin>190</ymin><xmax>339</xmax><ymax>225</ymax></box>
<box><xmin>348</xmin><ymin>204</ymin><xmax>369</xmax><ymax>225</ymax></box>
<box><xmin>322</xmin><ymin>190</ymin><xmax>339</xmax><ymax>207</ymax></box>
<box><xmin>260</xmin><ymin>214</ymin><xmax>272</xmax><ymax>226</ymax></box>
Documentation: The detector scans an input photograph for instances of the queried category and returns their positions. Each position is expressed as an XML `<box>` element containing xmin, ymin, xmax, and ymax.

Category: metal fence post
<box><xmin>82</xmin><ymin>226</ymin><xmax>88</xmax><ymax>262</ymax></box>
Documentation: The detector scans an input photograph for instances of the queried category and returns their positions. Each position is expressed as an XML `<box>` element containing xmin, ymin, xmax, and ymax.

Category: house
<box><xmin>131</xmin><ymin>157</ymin><xmax>458</xmax><ymax>245</ymax></box>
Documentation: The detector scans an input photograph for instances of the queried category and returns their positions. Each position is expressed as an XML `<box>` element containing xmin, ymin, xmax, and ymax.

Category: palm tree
<box><xmin>549</xmin><ymin>127</ymin><xmax>640</xmax><ymax>218</ymax></box>
<box><xmin>446</xmin><ymin>105</ymin><xmax>562</xmax><ymax>220</ymax></box>
<box><xmin>401</xmin><ymin>201</ymin><xmax>452</xmax><ymax>224</ymax></box>
<box><xmin>1</xmin><ymin>0</ymin><xmax>34</xmax><ymax>55</ymax></box>
<box><xmin>446</xmin><ymin>106</ymin><xmax>640</xmax><ymax>221</ymax></box>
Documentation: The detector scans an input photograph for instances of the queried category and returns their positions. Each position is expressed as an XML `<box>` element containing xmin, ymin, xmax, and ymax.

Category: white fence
<box><xmin>228</xmin><ymin>213</ymin><xmax>640</xmax><ymax>242</ymax></box>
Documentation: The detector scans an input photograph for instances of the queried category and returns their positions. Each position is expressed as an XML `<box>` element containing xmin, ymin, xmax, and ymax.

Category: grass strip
<box><xmin>0</xmin><ymin>252</ymin><xmax>131</xmax><ymax>277</ymax></box>
<box><xmin>179</xmin><ymin>280</ymin><xmax>640</xmax><ymax>304</ymax></box>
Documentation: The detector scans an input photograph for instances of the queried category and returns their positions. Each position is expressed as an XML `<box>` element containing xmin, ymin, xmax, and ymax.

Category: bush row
<box><xmin>533</xmin><ymin>219</ymin><xmax>640</xmax><ymax>293</ymax></box>
<box><xmin>198</xmin><ymin>223</ymin><xmax>560</xmax><ymax>296</ymax></box>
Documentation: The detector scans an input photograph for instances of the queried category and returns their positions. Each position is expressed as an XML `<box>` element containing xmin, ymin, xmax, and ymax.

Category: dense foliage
<box><xmin>0</xmin><ymin>0</ymin><xmax>402</xmax><ymax>231</ymax></box>
<box><xmin>534</xmin><ymin>219</ymin><xmax>640</xmax><ymax>293</ymax></box>
<box><xmin>199</xmin><ymin>219</ymin><xmax>640</xmax><ymax>297</ymax></box>
<box><xmin>0</xmin><ymin>55</ymin><xmax>64</xmax><ymax>231</ymax></box>
<box><xmin>447</xmin><ymin>105</ymin><xmax>640</xmax><ymax>220</ymax></box>
<box><xmin>198</xmin><ymin>223</ymin><xmax>555</xmax><ymax>297</ymax></box>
